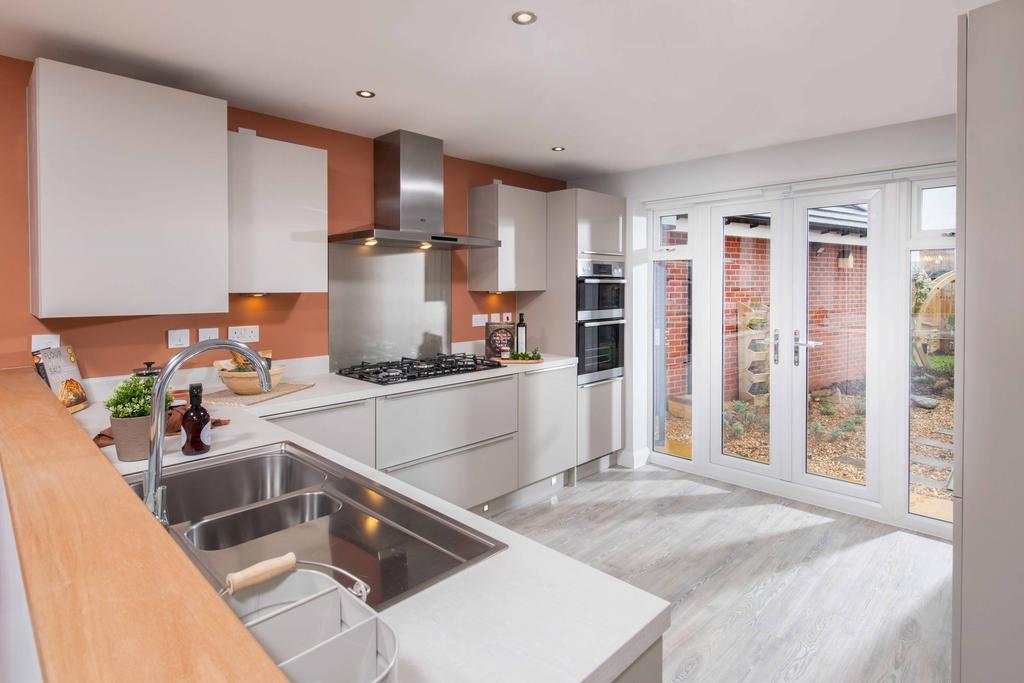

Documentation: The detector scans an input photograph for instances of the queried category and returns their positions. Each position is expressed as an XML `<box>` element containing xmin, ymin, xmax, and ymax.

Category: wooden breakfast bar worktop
<box><xmin>0</xmin><ymin>367</ymin><xmax>284</xmax><ymax>682</ymax></box>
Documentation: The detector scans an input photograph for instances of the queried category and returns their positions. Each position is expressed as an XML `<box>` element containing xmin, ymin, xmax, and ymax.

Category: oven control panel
<box><xmin>577</xmin><ymin>259</ymin><xmax>625</xmax><ymax>279</ymax></box>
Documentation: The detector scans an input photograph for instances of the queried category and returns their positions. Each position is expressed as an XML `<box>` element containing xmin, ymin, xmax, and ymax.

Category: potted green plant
<box><xmin>104</xmin><ymin>375</ymin><xmax>172</xmax><ymax>462</ymax></box>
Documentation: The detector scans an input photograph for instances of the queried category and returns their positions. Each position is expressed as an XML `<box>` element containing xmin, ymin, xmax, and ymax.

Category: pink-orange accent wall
<box><xmin>0</xmin><ymin>55</ymin><xmax>565</xmax><ymax>377</ymax></box>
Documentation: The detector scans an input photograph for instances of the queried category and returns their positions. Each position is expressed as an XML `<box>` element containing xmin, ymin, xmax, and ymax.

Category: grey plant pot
<box><xmin>110</xmin><ymin>415</ymin><xmax>151</xmax><ymax>462</ymax></box>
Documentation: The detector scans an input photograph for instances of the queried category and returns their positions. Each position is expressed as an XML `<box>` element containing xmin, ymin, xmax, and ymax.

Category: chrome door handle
<box><xmin>581</xmin><ymin>319</ymin><xmax>627</xmax><ymax>327</ymax></box>
<box><xmin>793</xmin><ymin>331</ymin><xmax>823</xmax><ymax>366</ymax></box>
<box><xmin>773</xmin><ymin>329</ymin><xmax>780</xmax><ymax>365</ymax></box>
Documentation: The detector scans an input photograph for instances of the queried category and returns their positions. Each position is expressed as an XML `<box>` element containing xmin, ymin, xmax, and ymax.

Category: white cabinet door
<box><xmin>518</xmin><ymin>364</ymin><xmax>577</xmax><ymax>486</ymax></box>
<box><xmin>28</xmin><ymin>58</ymin><xmax>228</xmax><ymax>317</ymax></box>
<box><xmin>468</xmin><ymin>183</ymin><xmax>547</xmax><ymax>292</ymax></box>
<box><xmin>577</xmin><ymin>377</ymin><xmax>623</xmax><ymax>465</ymax></box>
<box><xmin>376</xmin><ymin>376</ymin><xmax>517</xmax><ymax>470</ymax></box>
<box><xmin>265</xmin><ymin>400</ymin><xmax>375</xmax><ymax>467</ymax></box>
<box><xmin>385</xmin><ymin>434</ymin><xmax>518</xmax><ymax>509</ymax></box>
<box><xmin>228</xmin><ymin>132</ymin><xmax>327</xmax><ymax>293</ymax></box>
<box><xmin>576</xmin><ymin>189</ymin><xmax>625</xmax><ymax>257</ymax></box>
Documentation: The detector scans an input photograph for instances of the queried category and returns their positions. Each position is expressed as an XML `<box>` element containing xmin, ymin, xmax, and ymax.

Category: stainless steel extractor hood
<box><xmin>331</xmin><ymin>130</ymin><xmax>501</xmax><ymax>250</ymax></box>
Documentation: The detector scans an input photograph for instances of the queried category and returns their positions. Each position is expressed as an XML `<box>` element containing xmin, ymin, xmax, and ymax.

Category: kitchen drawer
<box><xmin>578</xmin><ymin>377</ymin><xmax>623</xmax><ymax>465</ymax></box>
<box><xmin>265</xmin><ymin>400</ymin><xmax>375</xmax><ymax>467</ymax></box>
<box><xmin>376</xmin><ymin>375</ymin><xmax>517</xmax><ymax>470</ymax></box>
<box><xmin>384</xmin><ymin>434</ymin><xmax>518</xmax><ymax>509</ymax></box>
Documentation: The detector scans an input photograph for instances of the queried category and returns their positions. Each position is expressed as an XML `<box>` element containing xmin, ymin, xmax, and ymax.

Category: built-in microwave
<box><xmin>576</xmin><ymin>319</ymin><xmax>625</xmax><ymax>385</ymax></box>
<box><xmin>576</xmin><ymin>259</ymin><xmax>625</xmax><ymax>321</ymax></box>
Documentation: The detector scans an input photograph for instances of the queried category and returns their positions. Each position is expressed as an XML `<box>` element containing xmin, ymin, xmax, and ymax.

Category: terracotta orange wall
<box><xmin>0</xmin><ymin>54</ymin><xmax>564</xmax><ymax>378</ymax></box>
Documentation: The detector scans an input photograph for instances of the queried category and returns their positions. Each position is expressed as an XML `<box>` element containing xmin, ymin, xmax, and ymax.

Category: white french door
<box><xmin>709</xmin><ymin>190</ymin><xmax>881</xmax><ymax>501</ymax></box>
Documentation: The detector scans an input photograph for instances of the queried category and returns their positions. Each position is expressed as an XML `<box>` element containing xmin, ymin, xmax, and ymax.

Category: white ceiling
<box><xmin>0</xmin><ymin>0</ymin><xmax>984</xmax><ymax>180</ymax></box>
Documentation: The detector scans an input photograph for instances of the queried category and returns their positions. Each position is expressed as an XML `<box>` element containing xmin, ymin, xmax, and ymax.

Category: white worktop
<box><xmin>67</xmin><ymin>355</ymin><xmax>669</xmax><ymax>682</ymax></box>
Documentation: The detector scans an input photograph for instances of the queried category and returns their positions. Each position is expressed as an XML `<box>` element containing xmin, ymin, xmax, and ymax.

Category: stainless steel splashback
<box><xmin>329</xmin><ymin>242</ymin><xmax>451</xmax><ymax>370</ymax></box>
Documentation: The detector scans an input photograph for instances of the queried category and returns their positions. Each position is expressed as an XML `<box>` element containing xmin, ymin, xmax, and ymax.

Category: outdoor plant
<box><xmin>105</xmin><ymin>374</ymin><xmax>172</xmax><ymax>418</ymax></box>
<box><xmin>839</xmin><ymin>418</ymin><xmax>861</xmax><ymax>433</ymax></box>
<box><xmin>828</xmin><ymin>427</ymin><xmax>846</xmax><ymax>442</ymax></box>
<box><xmin>853</xmin><ymin>398</ymin><xmax>866</xmax><ymax>416</ymax></box>
<box><xmin>818</xmin><ymin>401</ymin><xmax>836</xmax><ymax>416</ymax></box>
<box><xmin>809</xmin><ymin>420</ymin><xmax>825</xmax><ymax>441</ymax></box>
<box><xmin>728</xmin><ymin>421</ymin><xmax>745</xmax><ymax>438</ymax></box>
<box><xmin>912</xmin><ymin>274</ymin><xmax>929</xmax><ymax>315</ymax></box>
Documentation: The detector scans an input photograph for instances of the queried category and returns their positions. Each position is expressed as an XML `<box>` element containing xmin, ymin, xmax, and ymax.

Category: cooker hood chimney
<box><xmin>331</xmin><ymin>130</ymin><xmax>501</xmax><ymax>250</ymax></box>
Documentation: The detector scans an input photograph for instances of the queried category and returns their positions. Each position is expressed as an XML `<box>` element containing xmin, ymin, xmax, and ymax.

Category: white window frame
<box><xmin>911</xmin><ymin>176</ymin><xmax>958</xmax><ymax>245</ymax></box>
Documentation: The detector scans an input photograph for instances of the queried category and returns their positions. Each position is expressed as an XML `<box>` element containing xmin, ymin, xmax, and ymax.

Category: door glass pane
<box><xmin>804</xmin><ymin>204</ymin><xmax>868</xmax><ymax>485</ymax></box>
<box><xmin>909</xmin><ymin>249</ymin><xmax>955</xmax><ymax>522</ymax></box>
<box><xmin>653</xmin><ymin>260</ymin><xmax>692</xmax><ymax>459</ymax></box>
<box><xmin>659</xmin><ymin>213</ymin><xmax>689</xmax><ymax>247</ymax></box>
<box><xmin>920</xmin><ymin>186</ymin><xmax>956</xmax><ymax>233</ymax></box>
<box><xmin>722</xmin><ymin>214</ymin><xmax>771</xmax><ymax>463</ymax></box>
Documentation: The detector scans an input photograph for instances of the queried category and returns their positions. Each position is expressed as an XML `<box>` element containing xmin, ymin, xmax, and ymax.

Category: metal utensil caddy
<box><xmin>222</xmin><ymin>559</ymin><xmax>398</xmax><ymax>682</ymax></box>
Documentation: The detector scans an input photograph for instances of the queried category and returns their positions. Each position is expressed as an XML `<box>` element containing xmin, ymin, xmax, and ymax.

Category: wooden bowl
<box><xmin>214</xmin><ymin>360</ymin><xmax>286</xmax><ymax>395</ymax></box>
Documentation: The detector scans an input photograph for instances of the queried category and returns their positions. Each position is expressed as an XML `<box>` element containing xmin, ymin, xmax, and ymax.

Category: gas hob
<box><xmin>338</xmin><ymin>353</ymin><xmax>502</xmax><ymax>385</ymax></box>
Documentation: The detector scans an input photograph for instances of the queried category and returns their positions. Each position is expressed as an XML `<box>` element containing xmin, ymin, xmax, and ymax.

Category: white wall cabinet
<box><xmin>28</xmin><ymin>58</ymin><xmax>228</xmax><ymax>317</ymax></box>
<box><xmin>577</xmin><ymin>377</ymin><xmax>623</xmax><ymax>465</ymax></box>
<box><xmin>468</xmin><ymin>182</ymin><xmax>547</xmax><ymax>292</ymax></box>
<box><xmin>518</xmin><ymin>364</ymin><xmax>577</xmax><ymax>486</ymax></box>
<box><xmin>264</xmin><ymin>400</ymin><xmax>375</xmax><ymax>468</ymax></box>
<box><xmin>575</xmin><ymin>188</ymin><xmax>625</xmax><ymax>257</ymax></box>
<box><xmin>228</xmin><ymin>132</ymin><xmax>327</xmax><ymax>293</ymax></box>
<box><xmin>375</xmin><ymin>375</ymin><xmax>517</xmax><ymax>470</ymax></box>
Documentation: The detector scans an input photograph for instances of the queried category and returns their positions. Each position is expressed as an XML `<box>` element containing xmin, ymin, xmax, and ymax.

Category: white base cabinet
<box><xmin>375</xmin><ymin>376</ymin><xmax>517</xmax><ymax>470</ymax></box>
<box><xmin>577</xmin><ymin>378</ymin><xmax>623</xmax><ymax>465</ymax></box>
<box><xmin>385</xmin><ymin>435</ymin><xmax>519</xmax><ymax>510</ymax></box>
<box><xmin>265</xmin><ymin>400</ymin><xmax>375</xmax><ymax>468</ymax></box>
<box><xmin>518</xmin><ymin>364</ymin><xmax>577</xmax><ymax>486</ymax></box>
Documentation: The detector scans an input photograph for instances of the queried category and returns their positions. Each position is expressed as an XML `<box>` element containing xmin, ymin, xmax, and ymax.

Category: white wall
<box><xmin>570</xmin><ymin>115</ymin><xmax>955</xmax><ymax>468</ymax></box>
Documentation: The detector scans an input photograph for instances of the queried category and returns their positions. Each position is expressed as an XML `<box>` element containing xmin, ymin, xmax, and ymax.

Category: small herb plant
<box><xmin>105</xmin><ymin>375</ymin><xmax>172</xmax><ymax>419</ymax></box>
<box><xmin>509</xmin><ymin>347</ymin><xmax>542</xmax><ymax>361</ymax></box>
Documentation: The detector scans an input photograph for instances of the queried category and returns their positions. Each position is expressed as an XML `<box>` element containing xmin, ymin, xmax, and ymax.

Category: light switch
<box><xmin>489</xmin><ymin>313</ymin><xmax>500</xmax><ymax>323</ymax></box>
<box><xmin>31</xmin><ymin>334</ymin><xmax>60</xmax><ymax>352</ymax></box>
<box><xmin>471</xmin><ymin>314</ymin><xmax>487</xmax><ymax>327</ymax></box>
<box><xmin>167</xmin><ymin>329</ymin><xmax>190</xmax><ymax>348</ymax></box>
<box><xmin>197</xmin><ymin>327</ymin><xmax>220</xmax><ymax>342</ymax></box>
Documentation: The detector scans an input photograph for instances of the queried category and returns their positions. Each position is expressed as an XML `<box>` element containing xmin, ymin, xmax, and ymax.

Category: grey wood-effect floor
<box><xmin>492</xmin><ymin>465</ymin><xmax>952</xmax><ymax>683</ymax></box>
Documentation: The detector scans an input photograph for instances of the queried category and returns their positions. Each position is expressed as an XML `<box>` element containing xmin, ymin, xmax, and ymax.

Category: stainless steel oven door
<box><xmin>577</xmin><ymin>319</ymin><xmax>626</xmax><ymax>385</ymax></box>
<box><xmin>576</xmin><ymin>278</ymin><xmax>626</xmax><ymax>321</ymax></box>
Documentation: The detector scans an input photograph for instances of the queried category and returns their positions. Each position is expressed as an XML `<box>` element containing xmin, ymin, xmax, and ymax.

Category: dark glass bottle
<box><xmin>180</xmin><ymin>383</ymin><xmax>211</xmax><ymax>455</ymax></box>
<box><xmin>516</xmin><ymin>313</ymin><xmax>527</xmax><ymax>353</ymax></box>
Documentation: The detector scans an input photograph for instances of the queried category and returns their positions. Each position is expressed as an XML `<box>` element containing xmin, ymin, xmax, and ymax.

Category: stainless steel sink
<box><xmin>186</xmin><ymin>491</ymin><xmax>342</xmax><ymax>551</ymax></box>
<box><xmin>125</xmin><ymin>442</ymin><xmax>505</xmax><ymax>609</ymax></box>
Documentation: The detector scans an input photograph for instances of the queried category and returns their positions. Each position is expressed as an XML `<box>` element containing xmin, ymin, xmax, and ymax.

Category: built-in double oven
<box><xmin>576</xmin><ymin>259</ymin><xmax>625</xmax><ymax>385</ymax></box>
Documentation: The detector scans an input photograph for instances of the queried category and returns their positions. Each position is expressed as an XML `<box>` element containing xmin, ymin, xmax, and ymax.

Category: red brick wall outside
<box><xmin>662</xmin><ymin>260</ymin><xmax>691</xmax><ymax>398</ymax></box>
<box><xmin>661</xmin><ymin>235</ymin><xmax>867</xmax><ymax>403</ymax></box>
<box><xmin>806</xmin><ymin>242</ymin><xmax>867</xmax><ymax>389</ymax></box>
<box><xmin>723</xmin><ymin>235</ymin><xmax>771</xmax><ymax>401</ymax></box>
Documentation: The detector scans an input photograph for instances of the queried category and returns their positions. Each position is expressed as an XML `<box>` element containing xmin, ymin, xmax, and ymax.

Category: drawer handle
<box><xmin>382</xmin><ymin>433</ymin><xmax>516</xmax><ymax>473</ymax></box>
<box><xmin>524</xmin><ymin>366</ymin><xmax>581</xmax><ymax>376</ymax></box>
<box><xmin>580</xmin><ymin>377</ymin><xmax>622</xmax><ymax>389</ymax></box>
<box><xmin>381</xmin><ymin>374</ymin><xmax>514</xmax><ymax>399</ymax></box>
<box><xmin>264</xmin><ymin>399</ymin><xmax>368</xmax><ymax>420</ymax></box>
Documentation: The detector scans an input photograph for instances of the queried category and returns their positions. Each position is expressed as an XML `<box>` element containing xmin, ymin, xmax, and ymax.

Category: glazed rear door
<box><xmin>710</xmin><ymin>200</ymin><xmax>790</xmax><ymax>479</ymax></box>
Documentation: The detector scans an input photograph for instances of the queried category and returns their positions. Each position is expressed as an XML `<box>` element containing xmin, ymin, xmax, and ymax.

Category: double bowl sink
<box><xmin>125</xmin><ymin>442</ymin><xmax>506</xmax><ymax>609</ymax></box>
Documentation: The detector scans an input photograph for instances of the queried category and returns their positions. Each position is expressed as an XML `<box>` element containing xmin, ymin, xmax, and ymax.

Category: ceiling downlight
<box><xmin>511</xmin><ymin>10</ymin><xmax>537</xmax><ymax>25</ymax></box>
<box><xmin>355</xmin><ymin>90</ymin><xmax>376</xmax><ymax>99</ymax></box>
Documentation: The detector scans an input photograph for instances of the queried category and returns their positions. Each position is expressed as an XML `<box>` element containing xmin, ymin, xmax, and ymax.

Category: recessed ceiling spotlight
<box><xmin>511</xmin><ymin>10</ymin><xmax>537</xmax><ymax>25</ymax></box>
<box><xmin>551</xmin><ymin>146</ymin><xmax>566</xmax><ymax>152</ymax></box>
<box><xmin>355</xmin><ymin>90</ymin><xmax>376</xmax><ymax>99</ymax></box>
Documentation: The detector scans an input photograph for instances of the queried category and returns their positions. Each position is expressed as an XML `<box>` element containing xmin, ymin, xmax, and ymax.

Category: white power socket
<box><xmin>471</xmin><ymin>314</ymin><xmax>487</xmax><ymax>328</ymax></box>
<box><xmin>228</xmin><ymin>325</ymin><xmax>260</xmax><ymax>343</ymax></box>
<box><xmin>30</xmin><ymin>334</ymin><xmax>60</xmax><ymax>352</ymax></box>
<box><xmin>502</xmin><ymin>312</ymin><xmax>513</xmax><ymax>323</ymax></box>
<box><xmin>167</xmin><ymin>329</ymin><xmax>190</xmax><ymax>348</ymax></box>
<box><xmin>489</xmin><ymin>312</ymin><xmax>500</xmax><ymax>323</ymax></box>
